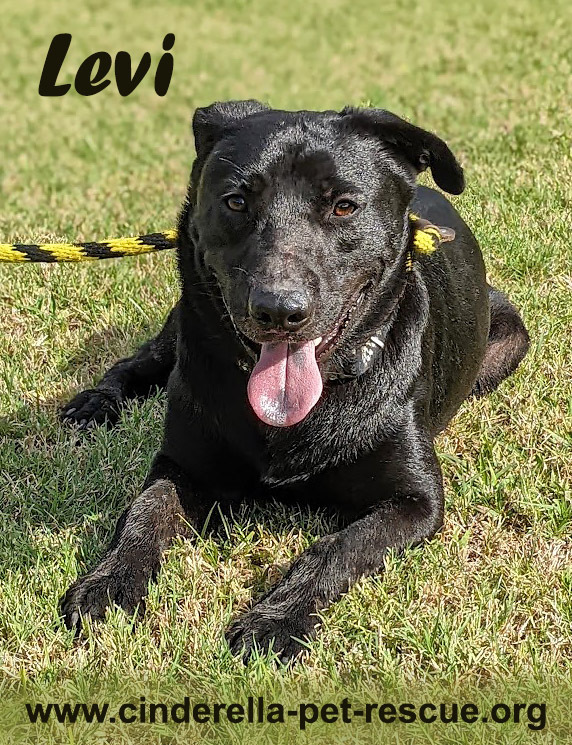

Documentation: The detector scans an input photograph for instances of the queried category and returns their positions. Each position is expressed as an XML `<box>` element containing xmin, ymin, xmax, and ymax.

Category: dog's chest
<box><xmin>255</xmin><ymin>381</ymin><xmax>389</xmax><ymax>486</ymax></box>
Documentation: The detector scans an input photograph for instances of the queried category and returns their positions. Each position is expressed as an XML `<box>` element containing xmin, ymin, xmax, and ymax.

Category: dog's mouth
<box><xmin>314</xmin><ymin>280</ymin><xmax>372</xmax><ymax>360</ymax></box>
<box><xmin>234</xmin><ymin>280</ymin><xmax>372</xmax><ymax>428</ymax></box>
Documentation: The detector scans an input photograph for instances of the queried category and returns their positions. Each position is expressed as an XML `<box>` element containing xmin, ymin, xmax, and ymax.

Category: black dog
<box><xmin>60</xmin><ymin>101</ymin><xmax>529</xmax><ymax>661</ymax></box>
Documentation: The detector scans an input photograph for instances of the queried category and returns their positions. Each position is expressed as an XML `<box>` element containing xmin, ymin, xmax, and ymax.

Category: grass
<box><xmin>1</xmin><ymin>0</ymin><xmax>571</xmax><ymax>741</ymax></box>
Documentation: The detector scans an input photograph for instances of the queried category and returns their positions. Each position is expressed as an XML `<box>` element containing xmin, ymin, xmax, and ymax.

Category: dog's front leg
<box><xmin>60</xmin><ymin>454</ymin><xmax>209</xmax><ymax>632</ymax></box>
<box><xmin>226</xmin><ymin>436</ymin><xmax>444</xmax><ymax>663</ymax></box>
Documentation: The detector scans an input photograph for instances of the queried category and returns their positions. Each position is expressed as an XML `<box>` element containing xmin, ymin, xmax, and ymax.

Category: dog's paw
<box><xmin>60</xmin><ymin>389</ymin><xmax>122</xmax><ymax>429</ymax></box>
<box><xmin>225</xmin><ymin>607</ymin><xmax>316</xmax><ymax>664</ymax></box>
<box><xmin>59</xmin><ymin>567</ymin><xmax>147</xmax><ymax>633</ymax></box>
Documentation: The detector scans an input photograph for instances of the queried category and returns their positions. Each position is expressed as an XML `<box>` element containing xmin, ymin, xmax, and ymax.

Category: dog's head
<box><xmin>183</xmin><ymin>100</ymin><xmax>463</xmax><ymax>427</ymax></box>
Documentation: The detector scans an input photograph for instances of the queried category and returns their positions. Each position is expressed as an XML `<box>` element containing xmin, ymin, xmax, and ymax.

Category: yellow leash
<box><xmin>0</xmin><ymin>216</ymin><xmax>452</xmax><ymax>264</ymax></box>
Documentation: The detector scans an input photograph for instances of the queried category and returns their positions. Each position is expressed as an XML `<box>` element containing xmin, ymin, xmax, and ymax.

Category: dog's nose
<box><xmin>248</xmin><ymin>289</ymin><xmax>313</xmax><ymax>332</ymax></box>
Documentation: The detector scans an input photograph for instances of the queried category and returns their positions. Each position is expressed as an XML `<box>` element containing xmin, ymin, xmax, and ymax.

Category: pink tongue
<box><xmin>247</xmin><ymin>340</ymin><xmax>323</xmax><ymax>427</ymax></box>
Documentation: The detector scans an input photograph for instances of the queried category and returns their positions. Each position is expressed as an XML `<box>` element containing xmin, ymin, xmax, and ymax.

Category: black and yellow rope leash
<box><xmin>0</xmin><ymin>229</ymin><xmax>178</xmax><ymax>263</ymax></box>
<box><xmin>0</xmin><ymin>215</ymin><xmax>452</xmax><ymax>264</ymax></box>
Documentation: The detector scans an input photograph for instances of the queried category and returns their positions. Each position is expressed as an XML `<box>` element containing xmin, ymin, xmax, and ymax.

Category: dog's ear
<box><xmin>339</xmin><ymin>107</ymin><xmax>464</xmax><ymax>195</ymax></box>
<box><xmin>192</xmin><ymin>99</ymin><xmax>269</xmax><ymax>160</ymax></box>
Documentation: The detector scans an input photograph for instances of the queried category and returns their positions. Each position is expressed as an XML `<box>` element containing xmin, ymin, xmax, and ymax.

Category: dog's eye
<box><xmin>225</xmin><ymin>194</ymin><xmax>247</xmax><ymax>212</ymax></box>
<box><xmin>333</xmin><ymin>200</ymin><xmax>358</xmax><ymax>217</ymax></box>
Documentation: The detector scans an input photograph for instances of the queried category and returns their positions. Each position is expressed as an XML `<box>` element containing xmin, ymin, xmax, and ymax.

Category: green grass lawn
<box><xmin>1</xmin><ymin>0</ymin><xmax>571</xmax><ymax>742</ymax></box>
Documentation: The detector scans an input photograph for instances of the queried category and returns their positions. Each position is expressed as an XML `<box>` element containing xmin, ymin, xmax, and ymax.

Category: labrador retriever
<box><xmin>60</xmin><ymin>101</ymin><xmax>529</xmax><ymax>661</ymax></box>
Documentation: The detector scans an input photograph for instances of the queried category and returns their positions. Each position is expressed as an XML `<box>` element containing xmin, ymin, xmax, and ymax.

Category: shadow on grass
<box><xmin>1</xmin><ymin>323</ymin><xmax>340</xmax><ymax>582</ymax></box>
<box><xmin>1</xmin><ymin>322</ymin><xmax>153</xmax><ymax>433</ymax></box>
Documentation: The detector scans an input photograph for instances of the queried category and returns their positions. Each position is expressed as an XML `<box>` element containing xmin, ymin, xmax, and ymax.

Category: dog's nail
<box><xmin>66</xmin><ymin>408</ymin><xmax>77</xmax><ymax>415</ymax></box>
<box><xmin>78</xmin><ymin>419</ymin><xmax>87</xmax><ymax>429</ymax></box>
